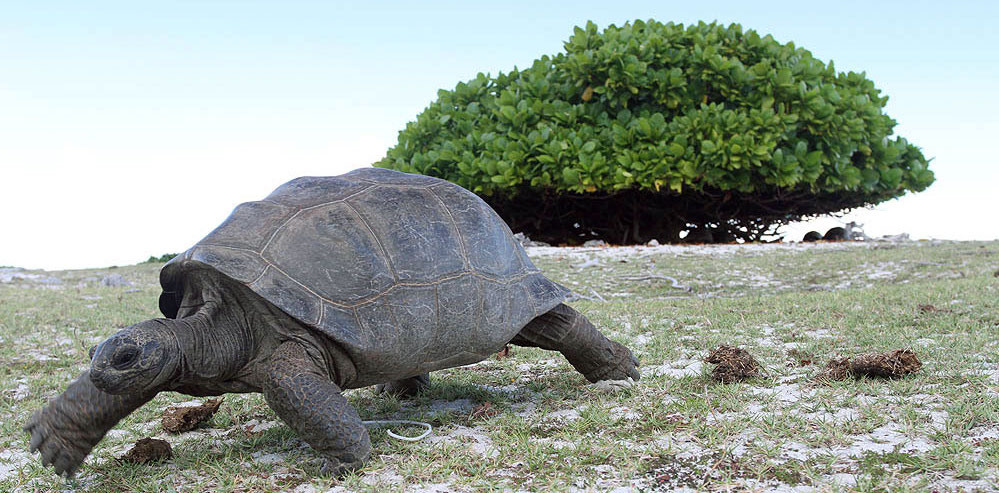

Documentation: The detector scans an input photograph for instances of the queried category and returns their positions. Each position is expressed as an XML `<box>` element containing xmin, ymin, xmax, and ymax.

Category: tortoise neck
<box><xmin>168</xmin><ymin>300</ymin><xmax>256</xmax><ymax>386</ymax></box>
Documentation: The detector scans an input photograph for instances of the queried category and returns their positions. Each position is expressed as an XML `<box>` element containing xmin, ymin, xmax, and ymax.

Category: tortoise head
<box><xmin>89</xmin><ymin>319</ymin><xmax>181</xmax><ymax>394</ymax></box>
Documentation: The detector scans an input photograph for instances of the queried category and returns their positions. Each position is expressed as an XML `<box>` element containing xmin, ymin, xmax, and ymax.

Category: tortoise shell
<box><xmin>158</xmin><ymin>168</ymin><xmax>568</xmax><ymax>385</ymax></box>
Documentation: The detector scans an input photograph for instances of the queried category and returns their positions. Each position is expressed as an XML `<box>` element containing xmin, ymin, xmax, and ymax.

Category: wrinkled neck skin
<box><xmin>163</xmin><ymin>272</ymin><xmax>282</xmax><ymax>395</ymax></box>
<box><xmin>166</xmin><ymin>302</ymin><xmax>259</xmax><ymax>394</ymax></box>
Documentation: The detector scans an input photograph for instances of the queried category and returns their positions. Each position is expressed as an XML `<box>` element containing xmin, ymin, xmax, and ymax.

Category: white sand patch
<box><xmin>166</xmin><ymin>399</ymin><xmax>209</xmax><ymax>408</ymax></box>
<box><xmin>0</xmin><ymin>268</ymin><xmax>63</xmax><ymax>285</ymax></box>
<box><xmin>750</xmin><ymin>383</ymin><xmax>815</xmax><ymax>403</ymax></box>
<box><xmin>421</xmin><ymin>398</ymin><xmax>476</xmax><ymax>415</ymax></box>
<box><xmin>525</xmin><ymin>240</ymin><xmax>871</xmax><ymax>261</ymax></box>
<box><xmin>802</xmin><ymin>407</ymin><xmax>860</xmax><ymax>424</ymax></box>
<box><xmin>864</xmin><ymin>262</ymin><xmax>900</xmax><ymax>280</ymax></box>
<box><xmin>360</xmin><ymin>467</ymin><xmax>404</xmax><ymax>486</ymax></box>
<box><xmin>928</xmin><ymin>474</ymin><xmax>999</xmax><ymax>493</ymax></box>
<box><xmin>0</xmin><ymin>449</ymin><xmax>33</xmax><ymax>481</ymax></box>
<box><xmin>5</xmin><ymin>383</ymin><xmax>30</xmax><ymax>401</ymax></box>
<box><xmin>632</xmin><ymin>333</ymin><xmax>652</xmax><ymax>346</ymax></box>
<box><xmin>409</xmin><ymin>483</ymin><xmax>462</xmax><ymax>492</ymax></box>
<box><xmin>803</xmin><ymin>327</ymin><xmax>835</xmax><ymax>338</ymax></box>
<box><xmin>427</xmin><ymin>425</ymin><xmax>498</xmax><ymax>459</ymax></box>
<box><xmin>646</xmin><ymin>359</ymin><xmax>703</xmax><ymax>378</ymax></box>
<box><xmin>967</xmin><ymin>426</ymin><xmax>999</xmax><ymax>442</ymax></box>
<box><xmin>827</xmin><ymin>473</ymin><xmax>858</xmax><ymax>486</ymax></box>
<box><xmin>841</xmin><ymin>423</ymin><xmax>936</xmax><ymax>455</ymax></box>
<box><xmin>609</xmin><ymin>406</ymin><xmax>640</xmax><ymax>420</ymax></box>
<box><xmin>250</xmin><ymin>450</ymin><xmax>287</xmax><ymax>464</ymax></box>
<box><xmin>780</xmin><ymin>441</ymin><xmax>814</xmax><ymax>462</ymax></box>
<box><xmin>534</xmin><ymin>437</ymin><xmax>577</xmax><ymax>450</ymax></box>
<box><xmin>244</xmin><ymin>419</ymin><xmax>282</xmax><ymax>434</ymax></box>
<box><xmin>104</xmin><ymin>429</ymin><xmax>130</xmax><ymax>441</ymax></box>
<box><xmin>588</xmin><ymin>379</ymin><xmax>634</xmax><ymax>392</ymax></box>
<box><xmin>512</xmin><ymin>401</ymin><xmax>537</xmax><ymax>417</ymax></box>
<box><xmin>515</xmin><ymin>358</ymin><xmax>560</xmax><ymax>372</ymax></box>
<box><xmin>21</xmin><ymin>349</ymin><xmax>58</xmax><ymax>362</ymax></box>
<box><xmin>546</xmin><ymin>408</ymin><xmax>582</xmax><ymax>422</ymax></box>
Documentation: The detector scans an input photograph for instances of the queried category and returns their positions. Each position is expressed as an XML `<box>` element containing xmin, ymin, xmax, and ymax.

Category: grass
<box><xmin>1</xmin><ymin>240</ymin><xmax>998</xmax><ymax>491</ymax></box>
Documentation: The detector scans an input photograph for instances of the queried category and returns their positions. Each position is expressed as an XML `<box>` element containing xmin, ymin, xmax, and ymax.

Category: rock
<box><xmin>512</xmin><ymin>232</ymin><xmax>550</xmax><ymax>247</ymax></box>
<box><xmin>878</xmin><ymin>233</ymin><xmax>911</xmax><ymax>243</ymax></box>
<box><xmin>845</xmin><ymin>221</ymin><xmax>868</xmax><ymax>240</ymax></box>
<box><xmin>823</xmin><ymin>227</ymin><xmax>848</xmax><ymax>241</ymax></box>
<box><xmin>583</xmin><ymin>239</ymin><xmax>607</xmax><ymax>247</ymax></box>
<box><xmin>100</xmin><ymin>274</ymin><xmax>131</xmax><ymax>287</ymax></box>
<box><xmin>646</xmin><ymin>239</ymin><xmax>660</xmax><ymax>246</ymax></box>
<box><xmin>683</xmin><ymin>228</ymin><xmax>714</xmax><ymax>243</ymax></box>
<box><xmin>0</xmin><ymin>268</ymin><xmax>62</xmax><ymax>285</ymax></box>
<box><xmin>802</xmin><ymin>231</ymin><xmax>822</xmax><ymax>242</ymax></box>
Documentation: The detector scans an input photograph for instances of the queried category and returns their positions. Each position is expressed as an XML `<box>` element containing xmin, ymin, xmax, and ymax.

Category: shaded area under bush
<box><xmin>487</xmin><ymin>186</ymin><xmax>878</xmax><ymax>244</ymax></box>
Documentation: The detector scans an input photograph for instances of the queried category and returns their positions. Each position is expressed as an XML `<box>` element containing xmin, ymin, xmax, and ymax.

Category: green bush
<box><xmin>377</xmin><ymin>20</ymin><xmax>933</xmax><ymax>243</ymax></box>
<box><xmin>142</xmin><ymin>253</ymin><xmax>178</xmax><ymax>264</ymax></box>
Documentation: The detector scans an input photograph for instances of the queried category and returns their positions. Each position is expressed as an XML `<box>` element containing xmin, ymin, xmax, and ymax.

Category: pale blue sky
<box><xmin>2</xmin><ymin>1</ymin><xmax>997</xmax><ymax>269</ymax></box>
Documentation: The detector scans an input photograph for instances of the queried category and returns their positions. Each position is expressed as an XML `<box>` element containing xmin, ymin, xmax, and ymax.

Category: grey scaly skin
<box><xmin>24</xmin><ymin>290</ymin><xmax>637</xmax><ymax>477</ymax></box>
<box><xmin>25</xmin><ymin>169</ymin><xmax>640</xmax><ymax>477</ymax></box>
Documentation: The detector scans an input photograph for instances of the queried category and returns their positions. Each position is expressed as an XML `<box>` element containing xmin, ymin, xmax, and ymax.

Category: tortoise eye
<box><xmin>112</xmin><ymin>346</ymin><xmax>140</xmax><ymax>370</ymax></box>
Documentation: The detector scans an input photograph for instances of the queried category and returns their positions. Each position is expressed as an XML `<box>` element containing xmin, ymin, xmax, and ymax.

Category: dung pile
<box><xmin>818</xmin><ymin>348</ymin><xmax>922</xmax><ymax>380</ymax></box>
<box><xmin>119</xmin><ymin>438</ymin><xmax>172</xmax><ymax>464</ymax></box>
<box><xmin>162</xmin><ymin>398</ymin><xmax>223</xmax><ymax>433</ymax></box>
<box><xmin>704</xmin><ymin>345</ymin><xmax>762</xmax><ymax>383</ymax></box>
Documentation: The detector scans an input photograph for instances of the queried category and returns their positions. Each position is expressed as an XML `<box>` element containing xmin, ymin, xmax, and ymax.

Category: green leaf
<box><xmin>562</xmin><ymin>168</ymin><xmax>580</xmax><ymax>185</ymax></box>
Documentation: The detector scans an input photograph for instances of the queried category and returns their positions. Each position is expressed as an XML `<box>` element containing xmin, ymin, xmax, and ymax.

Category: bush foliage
<box><xmin>142</xmin><ymin>253</ymin><xmax>178</xmax><ymax>264</ymax></box>
<box><xmin>377</xmin><ymin>20</ymin><xmax>933</xmax><ymax>243</ymax></box>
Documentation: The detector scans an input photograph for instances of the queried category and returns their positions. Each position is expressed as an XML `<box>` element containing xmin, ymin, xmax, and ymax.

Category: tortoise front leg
<box><xmin>263</xmin><ymin>341</ymin><xmax>371</xmax><ymax>476</ymax></box>
<box><xmin>24</xmin><ymin>371</ymin><xmax>154</xmax><ymax>476</ymax></box>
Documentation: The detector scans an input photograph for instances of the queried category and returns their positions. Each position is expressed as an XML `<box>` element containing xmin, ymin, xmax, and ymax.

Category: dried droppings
<box><xmin>917</xmin><ymin>304</ymin><xmax>951</xmax><ymax>314</ymax></box>
<box><xmin>818</xmin><ymin>349</ymin><xmax>923</xmax><ymax>381</ymax></box>
<box><xmin>162</xmin><ymin>398</ymin><xmax>223</xmax><ymax>433</ymax></box>
<box><xmin>819</xmin><ymin>357</ymin><xmax>853</xmax><ymax>381</ymax></box>
<box><xmin>704</xmin><ymin>345</ymin><xmax>762</xmax><ymax>383</ymax></box>
<box><xmin>470</xmin><ymin>402</ymin><xmax>499</xmax><ymax>420</ymax></box>
<box><xmin>119</xmin><ymin>438</ymin><xmax>172</xmax><ymax>464</ymax></box>
<box><xmin>495</xmin><ymin>345</ymin><xmax>512</xmax><ymax>359</ymax></box>
<box><xmin>850</xmin><ymin>348</ymin><xmax>923</xmax><ymax>378</ymax></box>
<box><xmin>787</xmin><ymin>349</ymin><xmax>815</xmax><ymax>367</ymax></box>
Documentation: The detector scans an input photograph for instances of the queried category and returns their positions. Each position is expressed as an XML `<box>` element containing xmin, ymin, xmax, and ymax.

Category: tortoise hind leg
<box><xmin>263</xmin><ymin>341</ymin><xmax>370</xmax><ymax>476</ymax></box>
<box><xmin>375</xmin><ymin>373</ymin><xmax>430</xmax><ymax>397</ymax></box>
<box><xmin>509</xmin><ymin>303</ymin><xmax>640</xmax><ymax>382</ymax></box>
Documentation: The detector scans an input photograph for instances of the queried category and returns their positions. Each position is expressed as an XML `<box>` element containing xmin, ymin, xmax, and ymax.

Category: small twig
<box><xmin>620</xmin><ymin>274</ymin><xmax>689</xmax><ymax>291</ymax></box>
<box><xmin>588</xmin><ymin>288</ymin><xmax>607</xmax><ymax>302</ymax></box>
<box><xmin>574</xmin><ymin>258</ymin><xmax>603</xmax><ymax>269</ymax></box>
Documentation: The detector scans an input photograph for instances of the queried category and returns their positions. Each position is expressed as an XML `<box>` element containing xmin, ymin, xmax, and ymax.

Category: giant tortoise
<box><xmin>25</xmin><ymin>167</ymin><xmax>640</xmax><ymax>476</ymax></box>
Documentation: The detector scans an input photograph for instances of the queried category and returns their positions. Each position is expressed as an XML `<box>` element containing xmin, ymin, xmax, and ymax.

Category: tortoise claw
<box><xmin>319</xmin><ymin>455</ymin><xmax>365</xmax><ymax>478</ymax></box>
